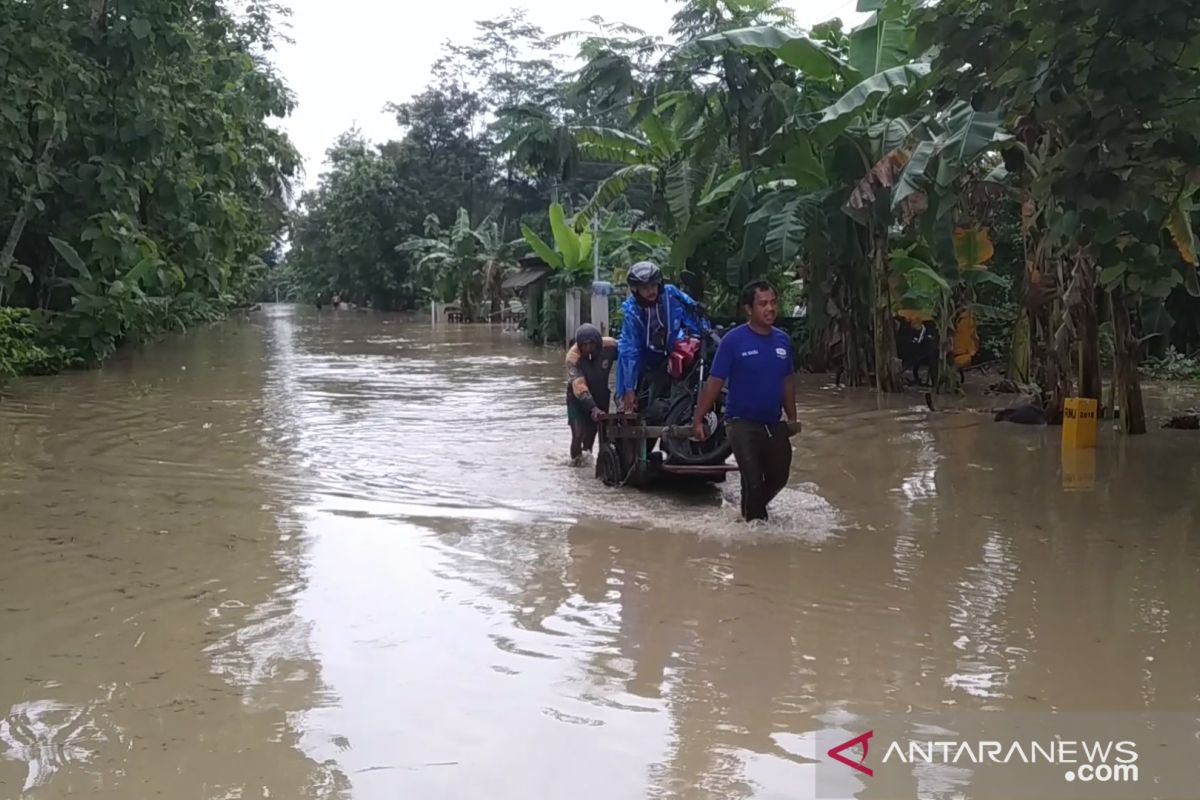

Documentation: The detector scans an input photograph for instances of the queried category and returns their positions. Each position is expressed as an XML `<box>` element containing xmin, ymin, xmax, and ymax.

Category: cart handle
<box><xmin>603</xmin><ymin>421</ymin><xmax>802</xmax><ymax>440</ymax></box>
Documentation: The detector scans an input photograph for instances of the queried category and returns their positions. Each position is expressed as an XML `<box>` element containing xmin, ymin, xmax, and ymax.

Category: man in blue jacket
<box><xmin>616</xmin><ymin>261</ymin><xmax>709</xmax><ymax>416</ymax></box>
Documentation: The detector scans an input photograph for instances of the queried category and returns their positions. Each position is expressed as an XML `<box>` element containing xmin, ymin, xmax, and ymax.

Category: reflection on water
<box><xmin>0</xmin><ymin>696</ymin><xmax>120</xmax><ymax>794</ymax></box>
<box><xmin>2</xmin><ymin>304</ymin><xmax>1200</xmax><ymax>799</ymax></box>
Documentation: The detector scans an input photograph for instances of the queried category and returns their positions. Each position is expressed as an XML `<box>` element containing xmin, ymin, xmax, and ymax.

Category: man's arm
<box><xmin>692</xmin><ymin>334</ymin><xmax>732</xmax><ymax>438</ymax></box>
<box><xmin>783</xmin><ymin>335</ymin><xmax>799</xmax><ymax>429</ymax></box>
<box><xmin>615</xmin><ymin>310</ymin><xmax>641</xmax><ymax>406</ymax></box>
<box><xmin>692</xmin><ymin>376</ymin><xmax>726</xmax><ymax>437</ymax></box>
<box><xmin>565</xmin><ymin>344</ymin><xmax>595</xmax><ymax>409</ymax></box>
<box><xmin>667</xmin><ymin>284</ymin><xmax>711</xmax><ymax>334</ymax></box>
<box><xmin>667</xmin><ymin>283</ymin><xmax>700</xmax><ymax>308</ymax></box>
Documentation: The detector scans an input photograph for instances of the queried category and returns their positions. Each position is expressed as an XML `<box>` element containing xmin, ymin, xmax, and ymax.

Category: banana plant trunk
<box><xmin>840</xmin><ymin>312</ymin><xmax>866</xmax><ymax>386</ymax></box>
<box><xmin>833</xmin><ymin>276</ymin><xmax>868</xmax><ymax>385</ymax></box>
<box><xmin>1009</xmin><ymin>192</ymin><xmax>1035</xmax><ymax>384</ymax></box>
<box><xmin>1071</xmin><ymin>252</ymin><xmax>1103</xmax><ymax>402</ymax></box>
<box><xmin>459</xmin><ymin>286</ymin><xmax>477</xmax><ymax>323</ymax></box>
<box><xmin>870</xmin><ymin>230</ymin><xmax>903</xmax><ymax>393</ymax></box>
<box><xmin>1025</xmin><ymin>249</ymin><xmax>1067</xmax><ymax>423</ymax></box>
<box><xmin>722</xmin><ymin>54</ymin><xmax>754</xmax><ymax>171</ymax></box>
<box><xmin>1110</xmin><ymin>286</ymin><xmax>1147</xmax><ymax>434</ymax></box>
<box><xmin>1008</xmin><ymin>311</ymin><xmax>1032</xmax><ymax>384</ymax></box>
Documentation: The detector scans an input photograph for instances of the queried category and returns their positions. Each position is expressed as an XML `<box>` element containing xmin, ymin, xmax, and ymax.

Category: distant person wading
<box><xmin>692</xmin><ymin>281</ymin><xmax>800</xmax><ymax>522</ymax></box>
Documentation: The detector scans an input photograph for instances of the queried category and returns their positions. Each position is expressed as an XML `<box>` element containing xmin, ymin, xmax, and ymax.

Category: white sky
<box><xmin>272</xmin><ymin>0</ymin><xmax>867</xmax><ymax>188</ymax></box>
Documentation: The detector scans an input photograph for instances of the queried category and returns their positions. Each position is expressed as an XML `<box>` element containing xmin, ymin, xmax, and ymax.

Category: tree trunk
<box><xmin>722</xmin><ymin>55</ymin><xmax>753</xmax><ymax>171</ymax></box>
<box><xmin>807</xmin><ymin>325</ymin><xmax>829</xmax><ymax>372</ymax></box>
<box><xmin>1105</xmin><ymin>353</ymin><xmax>1117</xmax><ymax>420</ymax></box>
<box><xmin>1027</xmin><ymin>246</ymin><xmax>1069</xmax><ymax>423</ymax></box>
<box><xmin>1</xmin><ymin>135</ymin><xmax>61</xmax><ymax>305</ymax></box>
<box><xmin>1008</xmin><ymin>311</ymin><xmax>1032</xmax><ymax>384</ymax></box>
<box><xmin>871</xmin><ymin>231</ymin><xmax>902</xmax><ymax>393</ymax></box>
<box><xmin>1110</xmin><ymin>286</ymin><xmax>1147</xmax><ymax>434</ymax></box>
<box><xmin>0</xmin><ymin>202</ymin><xmax>32</xmax><ymax>305</ymax></box>
<box><xmin>840</xmin><ymin>316</ymin><xmax>863</xmax><ymax>386</ymax></box>
<box><xmin>1072</xmin><ymin>252</ymin><xmax>1102</xmax><ymax>402</ymax></box>
<box><xmin>832</xmin><ymin>277</ymin><xmax>867</xmax><ymax>385</ymax></box>
<box><xmin>459</xmin><ymin>281</ymin><xmax>476</xmax><ymax>323</ymax></box>
<box><xmin>91</xmin><ymin>0</ymin><xmax>108</xmax><ymax>29</ymax></box>
<box><xmin>1081</xmin><ymin>317</ymin><xmax>1102</xmax><ymax>402</ymax></box>
<box><xmin>1010</xmin><ymin>191</ymin><xmax>1036</xmax><ymax>385</ymax></box>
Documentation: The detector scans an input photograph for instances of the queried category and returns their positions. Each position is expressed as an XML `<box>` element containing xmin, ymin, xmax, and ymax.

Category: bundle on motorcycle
<box><xmin>593</xmin><ymin>326</ymin><xmax>737</xmax><ymax>489</ymax></box>
<box><xmin>593</xmin><ymin>412</ymin><xmax>738</xmax><ymax>488</ymax></box>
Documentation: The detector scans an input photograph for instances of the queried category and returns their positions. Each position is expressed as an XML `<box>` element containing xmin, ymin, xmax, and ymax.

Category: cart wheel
<box><xmin>595</xmin><ymin>444</ymin><xmax>623</xmax><ymax>486</ymax></box>
<box><xmin>661</xmin><ymin>395</ymin><xmax>732</xmax><ymax>466</ymax></box>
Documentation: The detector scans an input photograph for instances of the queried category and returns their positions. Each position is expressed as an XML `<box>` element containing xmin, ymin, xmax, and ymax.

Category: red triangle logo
<box><xmin>827</xmin><ymin>730</ymin><xmax>874</xmax><ymax>776</ymax></box>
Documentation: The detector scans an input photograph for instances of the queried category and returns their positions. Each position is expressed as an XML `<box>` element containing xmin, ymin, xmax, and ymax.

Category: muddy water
<box><xmin>2</xmin><ymin>304</ymin><xmax>1200</xmax><ymax>800</ymax></box>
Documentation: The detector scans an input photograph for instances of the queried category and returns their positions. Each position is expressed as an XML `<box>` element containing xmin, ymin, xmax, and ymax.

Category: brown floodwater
<box><xmin>2</xmin><ymin>304</ymin><xmax>1199</xmax><ymax>799</ymax></box>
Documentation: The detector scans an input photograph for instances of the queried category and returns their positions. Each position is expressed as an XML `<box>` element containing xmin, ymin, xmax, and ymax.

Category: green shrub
<box><xmin>1140</xmin><ymin>346</ymin><xmax>1200</xmax><ymax>381</ymax></box>
<box><xmin>0</xmin><ymin>308</ymin><xmax>78</xmax><ymax>378</ymax></box>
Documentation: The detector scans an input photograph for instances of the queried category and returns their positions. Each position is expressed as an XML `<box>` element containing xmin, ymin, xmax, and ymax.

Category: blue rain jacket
<box><xmin>616</xmin><ymin>284</ymin><xmax>710</xmax><ymax>396</ymax></box>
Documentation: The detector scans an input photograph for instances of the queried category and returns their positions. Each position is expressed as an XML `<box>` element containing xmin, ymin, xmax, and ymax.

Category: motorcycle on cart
<box><xmin>594</xmin><ymin>316</ymin><xmax>736</xmax><ymax>488</ymax></box>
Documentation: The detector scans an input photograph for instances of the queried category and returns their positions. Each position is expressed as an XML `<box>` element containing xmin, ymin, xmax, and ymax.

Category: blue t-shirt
<box><xmin>709</xmin><ymin>324</ymin><xmax>794</xmax><ymax>423</ymax></box>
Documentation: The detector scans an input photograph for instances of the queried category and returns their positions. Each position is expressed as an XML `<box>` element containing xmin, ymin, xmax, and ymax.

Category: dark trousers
<box><xmin>728</xmin><ymin>420</ymin><xmax>793</xmax><ymax>521</ymax></box>
<box><xmin>570</xmin><ymin>418</ymin><xmax>597</xmax><ymax>460</ymax></box>
<box><xmin>567</xmin><ymin>384</ymin><xmax>605</xmax><ymax>461</ymax></box>
<box><xmin>636</xmin><ymin>363</ymin><xmax>673</xmax><ymax>423</ymax></box>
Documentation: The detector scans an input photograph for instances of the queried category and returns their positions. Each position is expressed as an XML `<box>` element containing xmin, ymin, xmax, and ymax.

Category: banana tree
<box><xmin>918</xmin><ymin>0</ymin><xmax>1200</xmax><ymax>432</ymax></box>
<box><xmin>571</xmin><ymin>102</ymin><xmax>760</xmax><ymax>285</ymax></box>
<box><xmin>604</xmin><ymin>226</ymin><xmax>673</xmax><ymax>282</ymax></box>
<box><xmin>398</xmin><ymin>209</ymin><xmax>518</xmax><ymax>321</ymax></box>
<box><xmin>890</xmin><ymin>225</ymin><xmax>1007</xmax><ymax>392</ymax></box>
<box><xmin>688</xmin><ymin>0</ymin><xmax>940</xmax><ymax>390</ymax></box>
<box><xmin>572</xmin><ymin>99</ymin><xmax>727</xmax><ymax>236</ymax></box>
<box><xmin>1093</xmin><ymin>189</ymin><xmax>1200</xmax><ymax>434</ymax></box>
<box><xmin>570</xmin><ymin>14</ymin><xmax>838</xmax><ymax>284</ymax></box>
<box><xmin>733</xmin><ymin>49</ymin><xmax>931</xmax><ymax>389</ymax></box>
<box><xmin>826</xmin><ymin>89</ymin><xmax>1011</xmax><ymax>391</ymax></box>
<box><xmin>520</xmin><ymin>202</ymin><xmax>595</xmax><ymax>290</ymax></box>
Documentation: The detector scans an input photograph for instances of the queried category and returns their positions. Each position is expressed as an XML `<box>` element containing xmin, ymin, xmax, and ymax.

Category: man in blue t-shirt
<box><xmin>692</xmin><ymin>280</ymin><xmax>800</xmax><ymax>521</ymax></box>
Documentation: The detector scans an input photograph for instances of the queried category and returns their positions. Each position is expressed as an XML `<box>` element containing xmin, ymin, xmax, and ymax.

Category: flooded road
<box><xmin>2</xmin><ymin>304</ymin><xmax>1200</xmax><ymax>799</ymax></box>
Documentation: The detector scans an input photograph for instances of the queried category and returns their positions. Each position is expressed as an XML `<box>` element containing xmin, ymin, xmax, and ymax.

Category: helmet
<box><xmin>574</xmin><ymin>323</ymin><xmax>602</xmax><ymax>348</ymax></box>
<box><xmin>627</xmin><ymin>261</ymin><xmax>663</xmax><ymax>290</ymax></box>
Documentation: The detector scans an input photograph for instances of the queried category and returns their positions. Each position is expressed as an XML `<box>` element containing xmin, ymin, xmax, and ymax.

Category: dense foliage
<box><xmin>26</xmin><ymin>0</ymin><xmax>1190</xmax><ymax>435</ymax></box>
<box><xmin>564</xmin><ymin>0</ymin><xmax>1200</xmax><ymax>434</ymax></box>
<box><xmin>920</xmin><ymin>0</ymin><xmax>1200</xmax><ymax>432</ymax></box>
<box><xmin>0</xmin><ymin>0</ymin><xmax>297</xmax><ymax>376</ymax></box>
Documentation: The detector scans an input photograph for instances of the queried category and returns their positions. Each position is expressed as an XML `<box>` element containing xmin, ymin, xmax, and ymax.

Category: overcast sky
<box><xmin>271</xmin><ymin>0</ymin><xmax>867</xmax><ymax>188</ymax></box>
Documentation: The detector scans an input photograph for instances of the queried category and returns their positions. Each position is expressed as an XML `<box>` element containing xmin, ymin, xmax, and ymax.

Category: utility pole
<box><xmin>589</xmin><ymin>213</ymin><xmax>610</xmax><ymax>336</ymax></box>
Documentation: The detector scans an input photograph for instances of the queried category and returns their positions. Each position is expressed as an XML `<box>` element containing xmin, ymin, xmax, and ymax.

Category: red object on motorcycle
<box><xmin>668</xmin><ymin>337</ymin><xmax>702</xmax><ymax>379</ymax></box>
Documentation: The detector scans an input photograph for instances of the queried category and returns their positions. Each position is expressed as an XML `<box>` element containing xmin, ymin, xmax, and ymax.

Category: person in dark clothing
<box><xmin>691</xmin><ymin>281</ymin><xmax>799</xmax><ymax>521</ymax></box>
<box><xmin>566</xmin><ymin>323</ymin><xmax>618</xmax><ymax>463</ymax></box>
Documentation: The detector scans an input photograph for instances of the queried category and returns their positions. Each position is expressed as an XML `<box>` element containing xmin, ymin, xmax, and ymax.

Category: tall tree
<box><xmin>1</xmin><ymin>0</ymin><xmax>298</xmax><ymax>367</ymax></box>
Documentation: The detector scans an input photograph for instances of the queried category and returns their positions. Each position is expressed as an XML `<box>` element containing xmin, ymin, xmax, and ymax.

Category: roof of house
<box><xmin>502</xmin><ymin>265</ymin><xmax>551</xmax><ymax>291</ymax></box>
